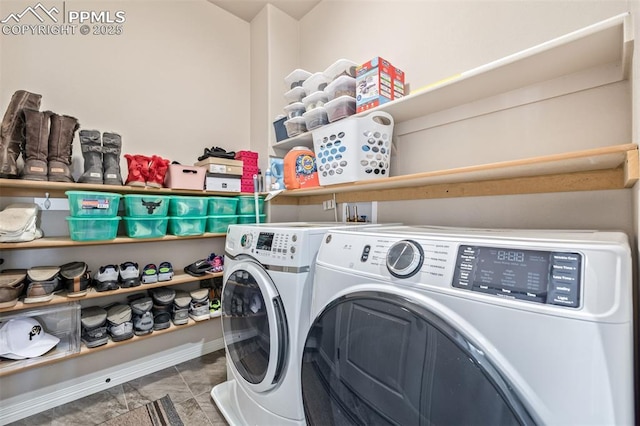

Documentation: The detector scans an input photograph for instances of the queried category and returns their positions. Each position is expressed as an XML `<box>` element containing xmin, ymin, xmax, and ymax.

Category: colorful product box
<box><xmin>356</xmin><ymin>57</ymin><xmax>404</xmax><ymax>113</ymax></box>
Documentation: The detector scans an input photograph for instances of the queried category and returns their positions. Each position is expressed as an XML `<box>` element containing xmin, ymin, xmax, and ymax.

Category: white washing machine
<box><xmin>211</xmin><ymin>222</ymin><xmax>389</xmax><ymax>425</ymax></box>
<box><xmin>301</xmin><ymin>226</ymin><xmax>634</xmax><ymax>425</ymax></box>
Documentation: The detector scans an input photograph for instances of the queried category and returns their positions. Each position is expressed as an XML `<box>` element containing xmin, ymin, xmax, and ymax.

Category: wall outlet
<box><xmin>34</xmin><ymin>197</ymin><xmax>69</xmax><ymax>211</ymax></box>
<box><xmin>322</xmin><ymin>199</ymin><xmax>336</xmax><ymax>210</ymax></box>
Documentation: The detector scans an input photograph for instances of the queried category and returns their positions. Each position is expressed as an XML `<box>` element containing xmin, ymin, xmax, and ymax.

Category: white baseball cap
<box><xmin>0</xmin><ymin>317</ymin><xmax>60</xmax><ymax>360</ymax></box>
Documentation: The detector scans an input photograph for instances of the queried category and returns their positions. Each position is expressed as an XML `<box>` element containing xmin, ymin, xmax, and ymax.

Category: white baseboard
<box><xmin>0</xmin><ymin>338</ymin><xmax>225</xmax><ymax>425</ymax></box>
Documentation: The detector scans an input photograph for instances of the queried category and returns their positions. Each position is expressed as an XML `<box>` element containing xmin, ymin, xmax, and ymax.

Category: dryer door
<box><xmin>222</xmin><ymin>259</ymin><xmax>288</xmax><ymax>393</ymax></box>
<box><xmin>301</xmin><ymin>291</ymin><xmax>534</xmax><ymax>425</ymax></box>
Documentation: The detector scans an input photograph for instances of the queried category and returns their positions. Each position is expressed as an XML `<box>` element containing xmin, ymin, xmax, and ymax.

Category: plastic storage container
<box><xmin>284</xmin><ymin>68</ymin><xmax>311</xmax><ymax>90</ymax></box>
<box><xmin>324</xmin><ymin>58</ymin><xmax>358</xmax><ymax>81</ymax></box>
<box><xmin>303</xmin><ymin>72</ymin><xmax>331</xmax><ymax>95</ymax></box>
<box><xmin>325</xmin><ymin>95</ymin><xmax>357</xmax><ymax>122</ymax></box>
<box><xmin>168</xmin><ymin>196</ymin><xmax>208</xmax><ymax>217</ymax></box>
<box><xmin>312</xmin><ymin>111</ymin><xmax>394</xmax><ymax>186</ymax></box>
<box><xmin>283</xmin><ymin>102</ymin><xmax>306</xmax><ymax>120</ymax></box>
<box><xmin>237</xmin><ymin>196</ymin><xmax>265</xmax><ymax>215</ymax></box>
<box><xmin>168</xmin><ymin>216</ymin><xmax>207</xmax><ymax>236</ymax></box>
<box><xmin>66</xmin><ymin>216</ymin><xmax>121</xmax><ymax>241</ymax></box>
<box><xmin>324</xmin><ymin>75</ymin><xmax>356</xmax><ymax>101</ymax></box>
<box><xmin>284</xmin><ymin>116</ymin><xmax>307</xmax><ymax>138</ymax></box>
<box><xmin>65</xmin><ymin>191</ymin><xmax>121</xmax><ymax>217</ymax></box>
<box><xmin>302</xmin><ymin>91</ymin><xmax>329</xmax><ymax>111</ymax></box>
<box><xmin>302</xmin><ymin>107</ymin><xmax>329</xmax><ymax>130</ymax></box>
<box><xmin>123</xmin><ymin>194</ymin><xmax>171</xmax><ymax>217</ymax></box>
<box><xmin>122</xmin><ymin>217</ymin><xmax>169</xmax><ymax>238</ymax></box>
<box><xmin>208</xmin><ymin>196</ymin><xmax>239</xmax><ymax>215</ymax></box>
<box><xmin>207</xmin><ymin>215</ymin><xmax>239</xmax><ymax>233</ymax></box>
<box><xmin>284</xmin><ymin>86</ymin><xmax>306</xmax><ymax>103</ymax></box>
<box><xmin>237</xmin><ymin>214</ymin><xmax>267</xmax><ymax>224</ymax></box>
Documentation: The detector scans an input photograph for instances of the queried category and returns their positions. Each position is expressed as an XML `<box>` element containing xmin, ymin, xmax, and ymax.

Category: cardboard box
<box><xmin>205</xmin><ymin>173</ymin><xmax>241</xmax><ymax>193</ymax></box>
<box><xmin>356</xmin><ymin>57</ymin><xmax>404</xmax><ymax>113</ymax></box>
<box><xmin>194</xmin><ymin>158</ymin><xmax>243</xmax><ymax>176</ymax></box>
<box><xmin>165</xmin><ymin>164</ymin><xmax>206</xmax><ymax>190</ymax></box>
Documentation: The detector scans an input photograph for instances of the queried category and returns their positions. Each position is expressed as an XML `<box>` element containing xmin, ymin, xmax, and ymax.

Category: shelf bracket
<box><xmin>623</xmin><ymin>148</ymin><xmax>639</xmax><ymax>188</ymax></box>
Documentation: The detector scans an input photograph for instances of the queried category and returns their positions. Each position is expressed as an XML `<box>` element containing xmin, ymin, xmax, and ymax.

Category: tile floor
<box><xmin>7</xmin><ymin>349</ymin><xmax>229</xmax><ymax>426</ymax></box>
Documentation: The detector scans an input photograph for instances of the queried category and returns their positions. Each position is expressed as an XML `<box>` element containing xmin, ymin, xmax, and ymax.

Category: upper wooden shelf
<box><xmin>272</xmin><ymin>13</ymin><xmax>632</xmax><ymax>155</ymax></box>
<box><xmin>0</xmin><ymin>179</ymin><xmax>265</xmax><ymax>199</ymax></box>
<box><xmin>271</xmin><ymin>144</ymin><xmax>639</xmax><ymax>205</ymax></box>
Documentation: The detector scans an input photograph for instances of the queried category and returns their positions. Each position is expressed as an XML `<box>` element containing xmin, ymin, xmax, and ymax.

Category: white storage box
<box><xmin>194</xmin><ymin>157</ymin><xmax>243</xmax><ymax>176</ymax></box>
<box><xmin>312</xmin><ymin>111</ymin><xmax>394</xmax><ymax>186</ymax></box>
<box><xmin>205</xmin><ymin>173</ymin><xmax>241</xmax><ymax>193</ymax></box>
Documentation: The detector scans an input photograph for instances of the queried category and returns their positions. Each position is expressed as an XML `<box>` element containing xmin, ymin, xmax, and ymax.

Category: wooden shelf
<box><xmin>271</xmin><ymin>144</ymin><xmax>639</xmax><ymax>205</ymax></box>
<box><xmin>0</xmin><ymin>232</ymin><xmax>227</xmax><ymax>250</ymax></box>
<box><xmin>0</xmin><ymin>271</ymin><xmax>223</xmax><ymax>313</ymax></box>
<box><xmin>0</xmin><ymin>315</ymin><xmax>219</xmax><ymax>377</ymax></box>
<box><xmin>271</xmin><ymin>12</ymin><xmax>632</xmax><ymax>155</ymax></box>
<box><xmin>0</xmin><ymin>178</ymin><xmax>266</xmax><ymax>199</ymax></box>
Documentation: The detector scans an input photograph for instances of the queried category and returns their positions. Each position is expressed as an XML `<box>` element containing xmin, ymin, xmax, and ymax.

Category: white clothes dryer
<box><xmin>301</xmin><ymin>226</ymin><xmax>634</xmax><ymax>425</ymax></box>
<box><xmin>211</xmin><ymin>222</ymin><xmax>389</xmax><ymax>425</ymax></box>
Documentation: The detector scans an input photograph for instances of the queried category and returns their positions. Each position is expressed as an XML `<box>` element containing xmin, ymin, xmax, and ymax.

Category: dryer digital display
<box><xmin>256</xmin><ymin>232</ymin><xmax>275</xmax><ymax>251</ymax></box>
<box><xmin>452</xmin><ymin>245</ymin><xmax>582</xmax><ymax>308</ymax></box>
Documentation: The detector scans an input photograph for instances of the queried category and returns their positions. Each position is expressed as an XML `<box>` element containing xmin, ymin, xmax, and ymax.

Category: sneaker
<box><xmin>0</xmin><ymin>270</ymin><xmax>26</xmax><ymax>308</ymax></box>
<box><xmin>189</xmin><ymin>288</ymin><xmax>210</xmax><ymax>321</ymax></box>
<box><xmin>158</xmin><ymin>261</ymin><xmax>173</xmax><ymax>282</ymax></box>
<box><xmin>209</xmin><ymin>298</ymin><xmax>221</xmax><ymax>318</ymax></box>
<box><xmin>81</xmin><ymin>306</ymin><xmax>109</xmax><ymax>348</ymax></box>
<box><xmin>119</xmin><ymin>262</ymin><xmax>140</xmax><ymax>288</ymax></box>
<box><xmin>24</xmin><ymin>266</ymin><xmax>61</xmax><ymax>303</ymax></box>
<box><xmin>59</xmin><ymin>261</ymin><xmax>91</xmax><ymax>297</ymax></box>
<box><xmin>141</xmin><ymin>264</ymin><xmax>158</xmax><ymax>284</ymax></box>
<box><xmin>172</xmin><ymin>290</ymin><xmax>191</xmax><ymax>325</ymax></box>
<box><xmin>129</xmin><ymin>296</ymin><xmax>154</xmax><ymax>336</ymax></box>
<box><xmin>106</xmin><ymin>304</ymin><xmax>134</xmax><ymax>342</ymax></box>
<box><xmin>210</xmin><ymin>255</ymin><xmax>224</xmax><ymax>273</ymax></box>
<box><xmin>94</xmin><ymin>265</ymin><xmax>120</xmax><ymax>292</ymax></box>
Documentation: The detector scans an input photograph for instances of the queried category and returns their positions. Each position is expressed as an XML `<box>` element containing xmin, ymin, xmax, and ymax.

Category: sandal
<box><xmin>184</xmin><ymin>259</ymin><xmax>214</xmax><ymax>277</ymax></box>
<box><xmin>141</xmin><ymin>263</ymin><xmax>158</xmax><ymax>284</ymax></box>
<box><xmin>158</xmin><ymin>261</ymin><xmax>174</xmax><ymax>282</ymax></box>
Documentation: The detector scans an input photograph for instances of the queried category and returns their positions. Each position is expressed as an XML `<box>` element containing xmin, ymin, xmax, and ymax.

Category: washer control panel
<box><xmin>452</xmin><ymin>245</ymin><xmax>582</xmax><ymax>308</ymax></box>
<box><xmin>239</xmin><ymin>231</ymin><xmax>298</xmax><ymax>261</ymax></box>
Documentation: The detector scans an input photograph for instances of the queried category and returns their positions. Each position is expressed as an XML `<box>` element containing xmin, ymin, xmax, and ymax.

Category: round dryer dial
<box><xmin>240</xmin><ymin>233</ymin><xmax>253</xmax><ymax>248</ymax></box>
<box><xmin>386</xmin><ymin>240</ymin><xmax>424</xmax><ymax>278</ymax></box>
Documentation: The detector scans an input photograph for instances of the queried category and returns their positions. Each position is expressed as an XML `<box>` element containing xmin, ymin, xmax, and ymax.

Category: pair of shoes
<box><xmin>23</xmin><ymin>266</ymin><xmax>62</xmax><ymax>303</ymax></box>
<box><xmin>81</xmin><ymin>306</ymin><xmax>109</xmax><ymax>347</ymax></box>
<box><xmin>124</xmin><ymin>154</ymin><xmax>170</xmax><ymax>188</ymax></box>
<box><xmin>206</xmin><ymin>253</ymin><xmax>224</xmax><ymax>273</ymax></box>
<box><xmin>141</xmin><ymin>262</ymin><xmax>173</xmax><ymax>284</ymax></box>
<box><xmin>197</xmin><ymin>146</ymin><xmax>236</xmax><ymax>162</ymax></box>
<box><xmin>0</xmin><ymin>269</ymin><xmax>26</xmax><ymax>308</ymax></box>
<box><xmin>172</xmin><ymin>290</ymin><xmax>192</xmax><ymax>325</ymax></box>
<box><xmin>106</xmin><ymin>304</ymin><xmax>134</xmax><ymax>342</ymax></box>
<box><xmin>151</xmin><ymin>288</ymin><xmax>175</xmax><ymax>330</ymax></box>
<box><xmin>210</xmin><ymin>298</ymin><xmax>221</xmax><ymax>318</ymax></box>
<box><xmin>59</xmin><ymin>261</ymin><xmax>91</xmax><ymax>297</ymax></box>
<box><xmin>94</xmin><ymin>262</ymin><xmax>141</xmax><ymax>291</ymax></box>
<box><xmin>129</xmin><ymin>295</ymin><xmax>154</xmax><ymax>336</ymax></box>
<box><xmin>184</xmin><ymin>259</ymin><xmax>213</xmax><ymax>277</ymax></box>
<box><xmin>77</xmin><ymin>130</ymin><xmax>123</xmax><ymax>185</ymax></box>
<box><xmin>189</xmin><ymin>288</ymin><xmax>210</xmax><ymax>321</ymax></box>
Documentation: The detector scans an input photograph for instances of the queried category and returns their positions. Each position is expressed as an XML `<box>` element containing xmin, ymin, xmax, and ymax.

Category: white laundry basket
<box><xmin>312</xmin><ymin>111</ymin><xmax>394</xmax><ymax>186</ymax></box>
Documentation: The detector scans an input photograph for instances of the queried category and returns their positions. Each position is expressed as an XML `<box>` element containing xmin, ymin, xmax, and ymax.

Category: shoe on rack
<box><xmin>59</xmin><ymin>261</ymin><xmax>91</xmax><ymax>297</ymax></box>
<box><xmin>151</xmin><ymin>288</ymin><xmax>175</xmax><ymax>330</ymax></box>
<box><xmin>94</xmin><ymin>265</ymin><xmax>120</xmax><ymax>292</ymax></box>
<box><xmin>106</xmin><ymin>304</ymin><xmax>134</xmax><ymax>342</ymax></box>
<box><xmin>141</xmin><ymin>264</ymin><xmax>158</xmax><ymax>284</ymax></box>
<box><xmin>157</xmin><ymin>261</ymin><xmax>173</xmax><ymax>282</ymax></box>
<box><xmin>81</xmin><ymin>306</ymin><xmax>109</xmax><ymax>348</ymax></box>
<box><xmin>184</xmin><ymin>259</ymin><xmax>213</xmax><ymax>277</ymax></box>
<box><xmin>129</xmin><ymin>295</ymin><xmax>154</xmax><ymax>336</ymax></box>
<box><xmin>172</xmin><ymin>290</ymin><xmax>191</xmax><ymax>326</ymax></box>
<box><xmin>24</xmin><ymin>266</ymin><xmax>61</xmax><ymax>303</ymax></box>
<box><xmin>209</xmin><ymin>298</ymin><xmax>221</xmax><ymax>318</ymax></box>
<box><xmin>119</xmin><ymin>261</ymin><xmax>140</xmax><ymax>288</ymax></box>
<box><xmin>0</xmin><ymin>269</ymin><xmax>26</xmax><ymax>308</ymax></box>
<box><xmin>210</xmin><ymin>255</ymin><xmax>224</xmax><ymax>273</ymax></box>
<box><xmin>189</xmin><ymin>288</ymin><xmax>210</xmax><ymax>322</ymax></box>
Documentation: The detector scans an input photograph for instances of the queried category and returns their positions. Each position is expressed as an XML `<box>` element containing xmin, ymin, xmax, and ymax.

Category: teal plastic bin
<box><xmin>207</xmin><ymin>215</ymin><xmax>239</xmax><ymax>233</ymax></box>
<box><xmin>65</xmin><ymin>191</ymin><xmax>121</xmax><ymax>217</ymax></box>
<box><xmin>122</xmin><ymin>217</ymin><xmax>169</xmax><ymax>238</ymax></box>
<box><xmin>169</xmin><ymin>196</ymin><xmax>208</xmax><ymax>217</ymax></box>
<box><xmin>123</xmin><ymin>194</ymin><xmax>170</xmax><ymax>217</ymax></box>
<box><xmin>237</xmin><ymin>214</ymin><xmax>266</xmax><ymax>224</ymax></box>
<box><xmin>168</xmin><ymin>216</ymin><xmax>207</xmax><ymax>236</ymax></box>
<box><xmin>66</xmin><ymin>216</ymin><xmax>121</xmax><ymax>241</ymax></box>
<box><xmin>207</xmin><ymin>196</ymin><xmax>239</xmax><ymax>216</ymax></box>
<box><xmin>237</xmin><ymin>196</ymin><xmax>264</xmax><ymax>215</ymax></box>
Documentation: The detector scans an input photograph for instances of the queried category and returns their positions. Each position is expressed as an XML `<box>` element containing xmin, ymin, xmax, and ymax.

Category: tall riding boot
<box><xmin>102</xmin><ymin>132</ymin><xmax>123</xmax><ymax>186</ymax></box>
<box><xmin>48</xmin><ymin>113</ymin><xmax>80</xmax><ymax>183</ymax></box>
<box><xmin>77</xmin><ymin>130</ymin><xmax>103</xmax><ymax>184</ymax></box>
<box><xmin>0</xmin><ymin>90</ymin><xmax>42</xmax><ymax>178</ymax></box>
<box><xmin>21</xmin><ymin>109</ymin><xmax>52</xmax><ymax>181</ymax></box>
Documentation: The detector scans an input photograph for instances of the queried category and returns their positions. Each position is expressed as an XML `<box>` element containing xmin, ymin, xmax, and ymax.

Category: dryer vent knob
<box><xmin>386</xmin><ymin>239</ymin><xmax>424</xmax><ymax>278</ymax></box>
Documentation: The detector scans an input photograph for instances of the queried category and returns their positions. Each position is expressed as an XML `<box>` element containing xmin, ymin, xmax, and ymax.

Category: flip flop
<box><xmin>158</xmin><ymin>261</ymin><xmax>174</xmax><ymax>282</ymax></box>
<box><xmin>184</xmin><ymin>259</ymin><xmax>214</xmax><ymax>277</ymax></box>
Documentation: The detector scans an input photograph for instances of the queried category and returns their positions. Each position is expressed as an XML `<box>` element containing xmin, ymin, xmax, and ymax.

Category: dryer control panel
<box><xmin>452</xmin><ymin>245</ymin><xmax>582</xmax><ymax>308</ymax></box>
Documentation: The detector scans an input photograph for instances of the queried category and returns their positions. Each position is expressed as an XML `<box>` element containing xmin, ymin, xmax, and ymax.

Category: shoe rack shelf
<box><xmin>0</xmin><ymin>271</ymin><xmax>223</xmax><ymax>314</ymax></box>
<box><xmin>0</xmin><ymin>178</ymin><xmax>266</xmax><ymax>199</ymax></box>
<box><xmin>0</xmin><ymin>315</ymin><xmax>217</xmax><ymax>378</ymax></box>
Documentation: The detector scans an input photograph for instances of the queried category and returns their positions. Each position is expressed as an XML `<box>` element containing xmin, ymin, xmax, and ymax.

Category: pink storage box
<box><xmin>242</xmin><ymin>165</ymin><xmax>259</xmax><ymax>178</ymax></box>
<box><xmin>235</xmin><ymin>151</ymin><xmax>258</xmax><ymax>167</ymax></box>
<box><xmin>241</xmin><ymin>177</ymin><xmax>255</xmax><ymax>193</ymax></box>
<box><xmin>165</xmin><ymin>164</ymin><xmax>206</xmax><ymax>190</ymax></box>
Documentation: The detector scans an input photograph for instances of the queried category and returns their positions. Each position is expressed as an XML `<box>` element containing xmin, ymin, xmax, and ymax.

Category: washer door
<box><xmin>222</xmin><ymin>259</ymin><xmax>288</xmax><ymax>393</ymax></box>
<box><xmin>301</xmin><ymin>291</ymin><xmax>534</xmax><ymax>425</ymax></box>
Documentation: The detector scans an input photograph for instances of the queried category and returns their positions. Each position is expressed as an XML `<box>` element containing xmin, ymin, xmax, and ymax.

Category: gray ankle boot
<box><xmin>102</xmin><ymin>132</ymin><xmax>123</xmax><ymax>185</ymax></box>
<box><xmin>0</xmin><ymin>90</ymin><xmax>42</xmax><ymax>178</ymax></box>
<box><xmin>78</xmin><ymin>130</ymin><xmax>103</xmax><ymax>184</ymax></box>
<box><xmin>21</xmin><ymin>109</ymin><xmax>52</xmax><ymax>181</ymax></box>
<box><xmin>48</xmin><ymin>114</ymin><xmax>80</xmax><ymax>183</ymax></box>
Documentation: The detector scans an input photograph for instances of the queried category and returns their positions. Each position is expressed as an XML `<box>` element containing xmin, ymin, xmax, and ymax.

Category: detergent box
<box><xmin>356</xmin><ymin>57</ymin><xmax>404</xmax><ymax>113</ymax></box>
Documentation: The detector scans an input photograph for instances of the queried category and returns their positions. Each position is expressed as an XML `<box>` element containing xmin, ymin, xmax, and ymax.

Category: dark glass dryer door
<box><xmin>301</xmin><ymin>291</ymin><xmax>534</xmax><ymax>426</ymax></box>
<box><xmin>222</xmin><ymin>258</ymin><xmax>288</xmax><ymax>393</ymax></box>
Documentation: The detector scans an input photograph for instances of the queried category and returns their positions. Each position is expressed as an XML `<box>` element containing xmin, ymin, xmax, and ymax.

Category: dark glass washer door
<box><xmin>222</xmin><ymin>259</ymin><xmax>288</xmax><ymax>393</ymax></box>
<box><xmin>301</xmin><ymin>291</ymin><xmax>535</xmax><ymax>426</ymax></box>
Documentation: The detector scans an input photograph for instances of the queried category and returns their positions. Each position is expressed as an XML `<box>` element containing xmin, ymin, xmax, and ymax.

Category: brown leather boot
<box><xmin>48</xmin><ymin>113</ymin><xmax>80</xmax><ymax>183</ymax></box>
<box><xmin>0</xmin><ymin>90</ymin><xmax>42</xmax><ymax>178</ymax></box>
<box><xmin>21</xmin><ymin>109</ymin><xmax>52</xmax><ymax>181</ymax></box>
